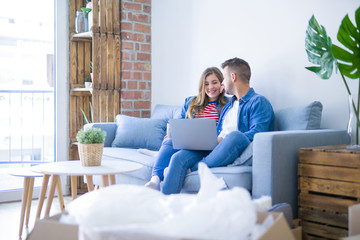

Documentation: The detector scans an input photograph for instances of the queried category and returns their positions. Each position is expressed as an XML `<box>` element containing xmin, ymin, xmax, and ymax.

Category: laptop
<box><xmin>169</xmin><ymin>118</ymin><xmax>218</xmax><ymax>150</ymax></box>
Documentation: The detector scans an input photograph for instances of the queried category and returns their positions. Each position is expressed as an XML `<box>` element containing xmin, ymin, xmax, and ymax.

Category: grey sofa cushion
<box><xmin>103</xmin><ymin>147</ymin><xmax>156</xmax><ymax>168</ymax></box>
<box><xmin>102</xmin><ymin>147</ymin><xmax>155</xmax><ymax>182</ymax></box>
<box><xmin>91</xmin><ymin>148</ymin><xmax>156</xmax><ymax>186</ymax></box>
<box><xmin>182</xmin><ymin>166</ymin><xmax>252</xmax><ymax>193</ymax></box>
<box><xmin>274</xmin><ymin>101</ymin><xmax>323</xmax><ymax>131</ymax></box>
<box><xmin>151</xmin><ymin>104</ymin><xmax>182</xmax><ymax>120</ymax></box>
<box><xmin>112</xmin><ymin>115</ymin><xmax>167</xmax><ymax>151</ymax></box>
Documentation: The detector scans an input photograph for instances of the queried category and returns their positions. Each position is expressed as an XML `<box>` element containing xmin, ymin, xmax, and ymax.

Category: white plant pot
<box><xmin>85</xmin><ymin>82</ymin><xmax>93</xmax><ymax>88</ymax></box>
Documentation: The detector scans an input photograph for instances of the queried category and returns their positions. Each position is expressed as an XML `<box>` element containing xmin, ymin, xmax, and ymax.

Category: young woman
<box><xmin>145</xmin><ymin>67</ymin><xmax>228</xmax><ymax>190</ymax></box>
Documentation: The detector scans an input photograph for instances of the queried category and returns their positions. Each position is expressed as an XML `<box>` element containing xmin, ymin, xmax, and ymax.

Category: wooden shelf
<box><xmin>70</xmin><ymin>88</ymin><xmax>92</xmax><ymax>96</ymax></box>
<box><xmin>71</xmin><ymin>32</ymin><xmax>92</xmax><ymax>42</ymax></box>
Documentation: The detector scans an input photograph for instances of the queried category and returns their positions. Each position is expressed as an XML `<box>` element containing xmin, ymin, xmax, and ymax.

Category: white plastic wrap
<box><xmin>61</xmin><ymin>163</ymin><xmax>271</xmax><ymax>240</ymax></box>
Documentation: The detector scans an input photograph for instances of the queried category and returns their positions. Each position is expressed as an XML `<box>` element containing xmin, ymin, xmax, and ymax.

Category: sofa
<box><xmin>86</xmin><ymin>101</ymin><xmax>349</xmax><ymax>217</ymax></box>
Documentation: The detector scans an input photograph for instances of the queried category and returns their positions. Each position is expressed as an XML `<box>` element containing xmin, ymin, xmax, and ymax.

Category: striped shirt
<box><xmin>196</xmin><ymin>102</ymin><xmax>219</xmax><ymax>124</ymax></box>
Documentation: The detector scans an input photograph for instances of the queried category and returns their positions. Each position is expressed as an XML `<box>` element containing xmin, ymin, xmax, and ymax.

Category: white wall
<box><xmin>55</xmin><ymin>0</ymin><xmax>69</xmax><ymax>163</ymax></box>
<box><xmin>55</xmin><ymin>0</ymin><xmax>69</xmax><ymax>193</ymax></box>
<box><xmin>152</xmin><ymin>0</ymin><xmax>359</xmax><ymax>129</ymax></box>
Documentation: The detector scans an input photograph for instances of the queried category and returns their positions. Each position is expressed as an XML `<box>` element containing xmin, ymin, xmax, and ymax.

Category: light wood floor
<box><xmin>0</xmin><ymin>196</ymin><xmax>73</xmax><ymax>240</ymax></box>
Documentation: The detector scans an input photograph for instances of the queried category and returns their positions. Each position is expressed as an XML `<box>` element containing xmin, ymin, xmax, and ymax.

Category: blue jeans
<box><xmin>162</xmin><ymin>131</ymin><xmax>250</xmax><ymax>194</ymax></box>
<box><xmin>152</xmin><ymin>138</ymin><xmax>179</xmax><ymax>180</ymax></box>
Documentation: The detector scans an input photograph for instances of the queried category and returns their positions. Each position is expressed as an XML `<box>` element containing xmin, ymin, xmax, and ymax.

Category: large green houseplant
<box><xmin>305</xmin><ymin>6</ymin><xmax>360</xmax><ymax>144</ymax></box>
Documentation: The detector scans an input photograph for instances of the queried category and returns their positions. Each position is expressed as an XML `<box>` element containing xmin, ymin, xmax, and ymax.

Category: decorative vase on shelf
<box><xmin>75</xmin><ymin>11</ymin><xmax>88</xmax><ymax>33</ymax></box>
<box><xmin>347</xmin><ymin>95</ymin><xmax>360</xmax><ymax>149</ymax></box>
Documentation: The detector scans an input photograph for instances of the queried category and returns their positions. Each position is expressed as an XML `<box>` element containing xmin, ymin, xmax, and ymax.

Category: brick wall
<box><xmin>120</xmin><ymin>0</ymin><xmax>151</xmax><ymax>118</ymax></box>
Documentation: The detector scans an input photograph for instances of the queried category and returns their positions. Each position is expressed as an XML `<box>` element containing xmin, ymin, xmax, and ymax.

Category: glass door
<box><xmin>0</xmin><ymin>0</ymin><xmax>55</xmax><ymax>202</ymax></box>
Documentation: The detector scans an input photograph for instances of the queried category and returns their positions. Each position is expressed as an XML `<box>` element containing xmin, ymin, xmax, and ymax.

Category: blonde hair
<box><xmin>185</xmin><ymin>67</ymin><xmax>227</xmax><ymax>118</ymax></box>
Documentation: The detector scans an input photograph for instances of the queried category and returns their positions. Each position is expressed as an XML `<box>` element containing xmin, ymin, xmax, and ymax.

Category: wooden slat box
<box><xmin>298</xmin><ymin>145</ymin><xmax>360</xmax><ymax>240</ymax></box>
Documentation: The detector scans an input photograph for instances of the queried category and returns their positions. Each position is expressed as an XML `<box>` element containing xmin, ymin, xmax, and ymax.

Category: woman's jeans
<box><xmin>152</xmin><ymin>138</ymin><xmax>179</xmax><ymax>180</ymax></box>
<box><xmin>162</xmin><ymin>131</ymin><xmax>250</xmax><ymax>194</ymax></box>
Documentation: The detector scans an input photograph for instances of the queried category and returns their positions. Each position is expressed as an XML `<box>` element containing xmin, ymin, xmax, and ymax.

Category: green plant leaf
<box><xmin>305</xmin><ymin>66</ymin><xmax>322</xmax><ymax>74</ymax></box>
<box><xmin>357</xmin><ymin>5</ymin><xmax>360</xmax><ymax>31</ymax></box>
<box><xmin>76</xmin><ymin>128</ymin><xmax>106</xmax><ymax>144</ymax></box>
<box><xmin>80</xmin><ymin>108</ymin><xmax>90</xmax><ymax>124</ymax></box>
<box><xmin>89</xmin><ymin>101</ymin><xmax>96</xmax><ymax>123</ymax></box>
<box><xmin>81</xmin><ymin>7</ymin><xmax>92</xmax><ymax>14</ymax></box>
<box><xmin>305</xmin><ymin>15</ymin><xmax>337</xmax><ymax>79</ymax></box>
<box><xmin>332</xmin><ymin>7</ymin><xmax>360</xmax><ymax>79</ymax></box>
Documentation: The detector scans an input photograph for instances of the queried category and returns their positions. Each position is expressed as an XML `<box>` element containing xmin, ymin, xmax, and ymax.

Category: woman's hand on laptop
<box><xmin>218</xmin><ymin>137</ymin><xmax>223</xmax><ymax>143</ymax></box>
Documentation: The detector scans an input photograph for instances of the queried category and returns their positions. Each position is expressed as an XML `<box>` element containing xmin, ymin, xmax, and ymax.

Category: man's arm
<box><xmin>243</xmin><ymin>97</ymin><xmax>274</xmax><ymax>141</ymax></box>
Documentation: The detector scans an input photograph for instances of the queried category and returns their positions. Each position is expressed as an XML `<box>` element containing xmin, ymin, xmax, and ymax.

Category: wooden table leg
<box><xmin>101</xmin><ymin>175</ymin><xmax>109</xmax><ymax>187</ymax></box>
<box><xmin>25</xmin><ymin>177</ymin><xmax>35</xmax><ymax>228</ymax></box>
<box><xmin>71</xmin><ymin>176</ymin><xmax>77</xmax><ymax>200</ymax></box>
<box><xmin>19</xmin><ymin>177</ymin><xmax>30</xmax><ymax>238</ymax></box>
<box><xmin>56</xmin><ymin>179</ymin><xmax>65</xmax><ymax>211</ymax></box>
<box><xmin>109</xmin><ymin>174</ymin><xmax>116</xmax><ymax>185</ymax></box>
<box><xmin>85</xmin><ymin>175</ymin><xmax>94</xmax><ymax>191</ymax></box>
<box><xmin>44</xmin><ymin>175</ymin><xmax>59</xmax><ymax>217</ymax></box>
<box><xmin>36</xmin><ymin>174</ymin><xmax>50</xmax><ymax>219</ymax></box>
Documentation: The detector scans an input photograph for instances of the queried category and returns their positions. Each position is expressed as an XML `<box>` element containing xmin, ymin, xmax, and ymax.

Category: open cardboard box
<box><xmin>340</xmin><ymin>203</ymin><xmax>360</xmax><ymax>240</ymax></box>
<box><xmin>27</xmin><ymin>211</ymin><xmax>301</xmax><ymax>240</ymax></box>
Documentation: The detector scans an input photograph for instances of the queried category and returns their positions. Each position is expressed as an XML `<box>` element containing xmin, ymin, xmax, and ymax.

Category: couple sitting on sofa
<box><xmin>145</xmin><ymin>57</ymin><xmax>275</xmax><ymax>194</ymax></box>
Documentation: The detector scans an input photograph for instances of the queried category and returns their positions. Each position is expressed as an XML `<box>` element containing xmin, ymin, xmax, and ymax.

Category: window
<box><xmin>0</xmin><ymin>0</ymin><xmax>55</xmax><ymax>201</ymax></box>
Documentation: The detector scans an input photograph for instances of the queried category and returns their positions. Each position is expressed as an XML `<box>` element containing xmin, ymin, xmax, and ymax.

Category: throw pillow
<box><xmin>274</xmin><ymin>101</ymin><xmax>323</xmax><ymax>131</ymax></box>
<box><xmin>111</xmin><ymin>115</ymin><xmax>167</xmax><ymax>151</ymax></box>
<box><xmin>151</xmin><ymin>104</ymin><xmax>182</xmax><ymax>120</ymax></box>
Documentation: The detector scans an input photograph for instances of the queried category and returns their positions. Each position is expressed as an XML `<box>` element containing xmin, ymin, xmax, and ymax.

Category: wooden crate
<box><xmin>69</xmin><ymin>0</ymin><xmax>121</xmax><ymax>192</ymax></box>
<box><xmin>298</xmin><ymin>145</ymin><xmax>360</xmax><ymax>240</ymax></box>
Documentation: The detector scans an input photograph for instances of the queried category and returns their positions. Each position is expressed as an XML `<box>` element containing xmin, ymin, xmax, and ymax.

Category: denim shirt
<box><xmin>216</xmin><ymin>88</ymin><xmax>274</xmax><ymax>142</ymax></box>
<box><xmin>179</xmin><ymin>96</ymin><xmax>229</xmax><ymax>119</ymax></box>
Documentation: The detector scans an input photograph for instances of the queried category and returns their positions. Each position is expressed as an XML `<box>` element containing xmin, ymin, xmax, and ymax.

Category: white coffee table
<box><xmin>31</xmin><ymin>159</ymin><xmax>142</xmax><ymax>218</ymax></box>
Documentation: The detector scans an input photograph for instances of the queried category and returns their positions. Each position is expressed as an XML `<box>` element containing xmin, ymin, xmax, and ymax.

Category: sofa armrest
<box><xmin>252</xmin><ymin>129</ymin><xmax>350</xmax><ymax>217</ymax></box>
<box><xmin>84</xmin><ymin>123</ymin><xmax>117</xmax><ymax>147</ymax></box>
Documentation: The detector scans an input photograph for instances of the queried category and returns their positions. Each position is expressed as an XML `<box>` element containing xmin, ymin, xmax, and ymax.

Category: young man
<box><xmin>161</xmin><ymin>57</ymin><xmax>274</xmax><ymax>194</ymax></box>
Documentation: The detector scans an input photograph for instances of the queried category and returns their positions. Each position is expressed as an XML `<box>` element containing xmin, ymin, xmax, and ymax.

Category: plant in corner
<box><xmin>76</xmin><ymin>127</ymin><xmax>106</xmax><ymax>166</ymax></box>
<box><xmin>305</xmin><ymin>6</ymin><xmax>360</xmax><ymax>145</ymax></box>
<box><xmin>84</xmin><ymin>76</ymin><xmax>92</xmax><ymax>88</ymax></box>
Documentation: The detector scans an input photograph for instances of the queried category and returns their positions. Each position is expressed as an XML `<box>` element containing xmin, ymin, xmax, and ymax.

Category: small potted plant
<box><xmin>84</xmin><ymin>76</ymin><xmax>92</xmax><ymax>88</ymax></box>
<box><xmin>76</xmin><ymin>127</ymin><xmax>106</xmax><ymax>166</ymax></box>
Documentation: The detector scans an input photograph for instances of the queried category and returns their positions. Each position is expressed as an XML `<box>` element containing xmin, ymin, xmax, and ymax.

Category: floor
<box><xmin>0</xmin><ymin>196</ymin><xmax>73</xmax><ymax>240</ymax></box>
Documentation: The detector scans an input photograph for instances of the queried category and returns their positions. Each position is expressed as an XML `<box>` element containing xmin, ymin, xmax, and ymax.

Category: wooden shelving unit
<box><xmin>68</xmin><ymin>0</ymin><xmax>121</xmax><ymax>169</ymax></box>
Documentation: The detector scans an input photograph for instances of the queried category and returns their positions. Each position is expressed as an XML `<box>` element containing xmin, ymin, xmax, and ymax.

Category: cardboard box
<box><xmin>349</xmin><ymin>204</ymin><xmax>360</xmax><ymax>237</ymax></box>
<box><xmin>341</xmin><ymin>204</ymin><xmax>360</xmax><ymax>240</ymax></box>
<box><xmin>291</xmin><ymin>226</ymin><xmax>302</xmax><ymax>240</ymax></box>
<box><xmin>257</xmin><ymin>212</ymin><xmax>299</xmax><ymax>240</ymax></box>
<box><xmin>27</xmin><ymin>212</ymin><xmax>300</xmax><ymax>240</ymax></box>
<box><xmin>27</xmin><ymin>214</ymin><xmax>78</xmax><ymax>240</ymax></box>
